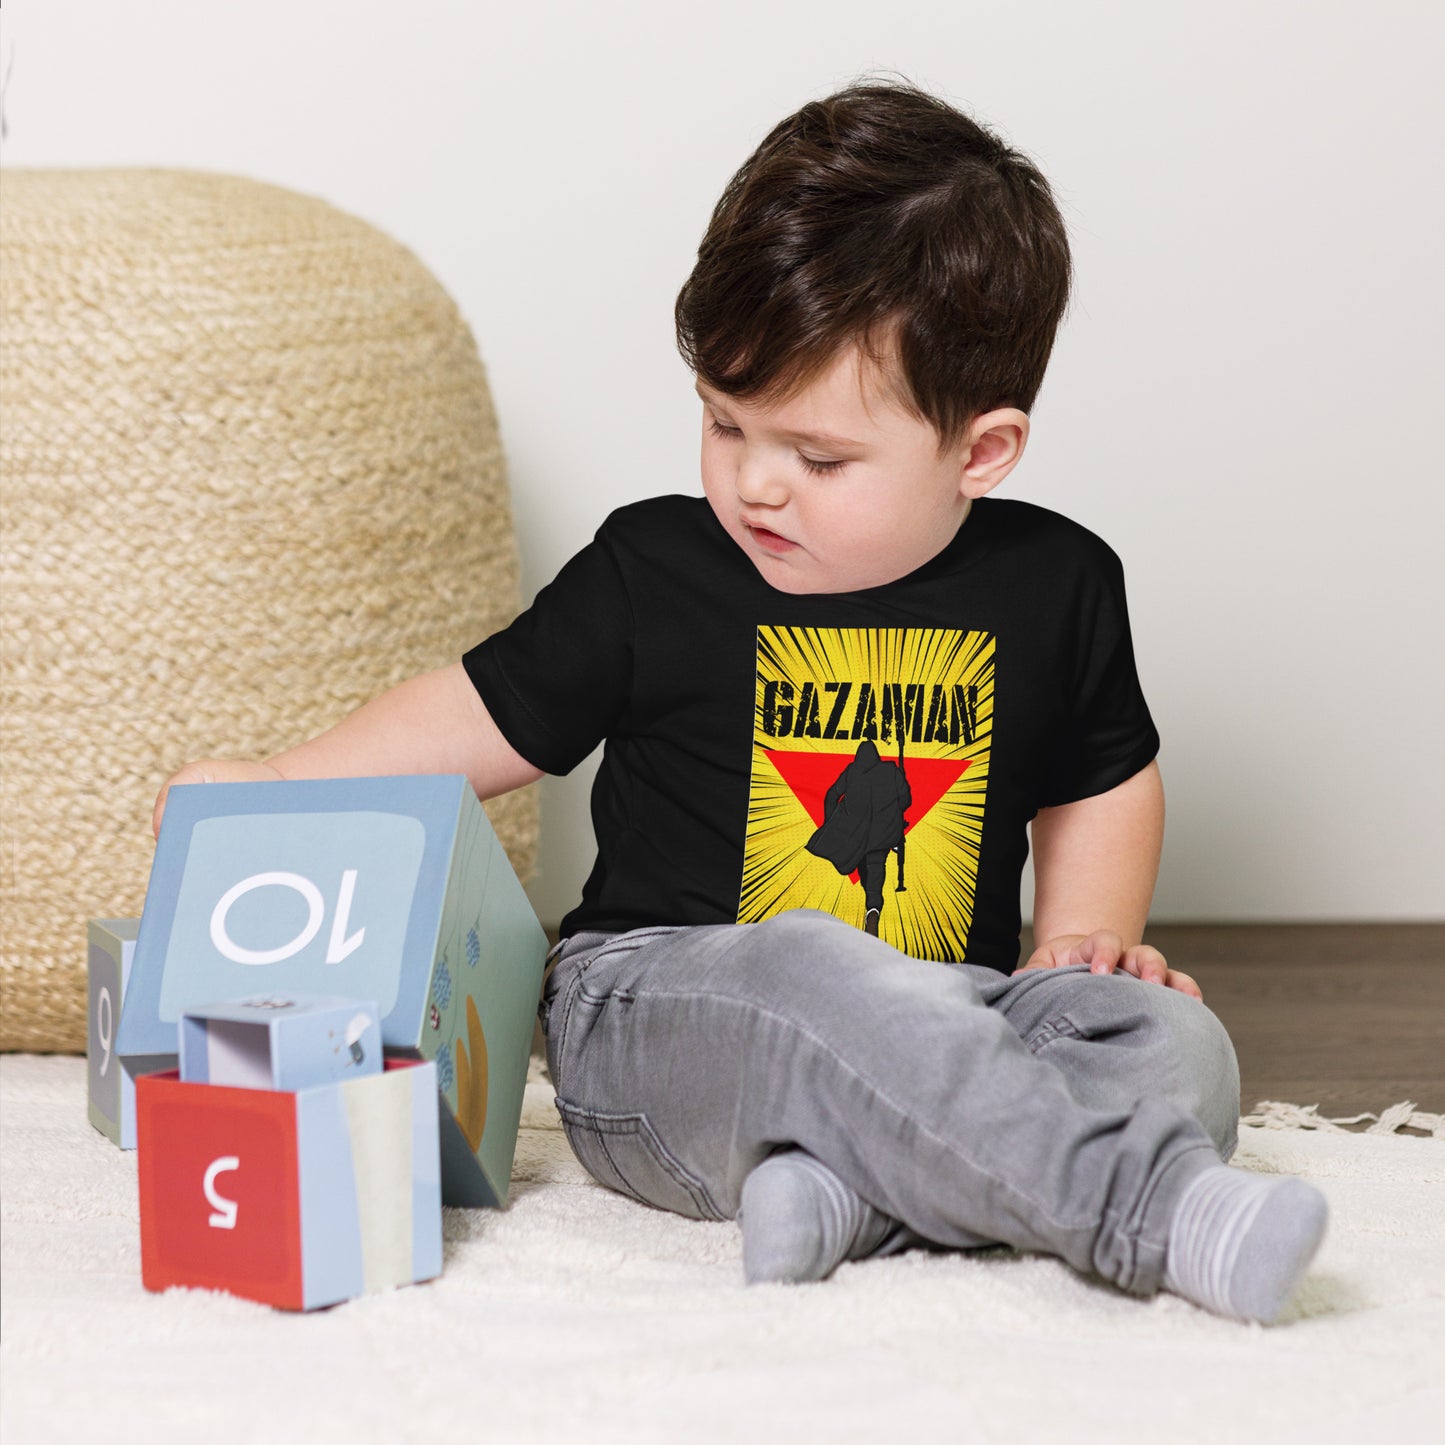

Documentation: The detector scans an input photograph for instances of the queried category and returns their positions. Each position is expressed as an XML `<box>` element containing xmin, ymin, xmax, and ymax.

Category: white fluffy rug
<box><xmin>2</xmin><ymin>1055</ymin><xmax>1441</xmax><ymax>1445</ymax></box>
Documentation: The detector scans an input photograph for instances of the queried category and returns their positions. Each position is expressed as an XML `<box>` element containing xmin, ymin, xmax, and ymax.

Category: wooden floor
<box><xmin>540</xmin><ymin>924</ymin><xmax>1444</xmax><ymax>1128</ymax></box>
<box><xmin>1022</xmin><ymin>922</ymin><xmax>1445</xmax><ymax>1125</ymax></box>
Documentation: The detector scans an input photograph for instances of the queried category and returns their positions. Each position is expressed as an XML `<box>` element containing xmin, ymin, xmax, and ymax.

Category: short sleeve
<box><xmin>462</xmin><ymin>525</ymin><xmax>633</xmax><ymax>776</ymax></box>
<box><xmin>1035</xmin><ymin>548</ymin><xmax>1160</xmax><ymax>809</ymax></box>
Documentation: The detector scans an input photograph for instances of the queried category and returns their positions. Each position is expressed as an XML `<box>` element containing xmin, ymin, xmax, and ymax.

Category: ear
<box><xmin>955</xmin><ymin>408</ymin><xmax>1030</xmax><ymax>500</ymax></box>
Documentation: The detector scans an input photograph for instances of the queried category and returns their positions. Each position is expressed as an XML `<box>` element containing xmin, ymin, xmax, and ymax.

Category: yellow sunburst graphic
<box><xmin>739</xmin><ymin>626</ymin><xmax>994</xmax><ymax>960</ymax></box>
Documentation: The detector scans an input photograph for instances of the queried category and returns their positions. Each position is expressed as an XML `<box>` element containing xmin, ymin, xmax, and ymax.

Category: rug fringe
<box><xmin>1241</xmin><ymin>1099</ymin><xmax>1444</xmax><ymax>1139</ymax></box>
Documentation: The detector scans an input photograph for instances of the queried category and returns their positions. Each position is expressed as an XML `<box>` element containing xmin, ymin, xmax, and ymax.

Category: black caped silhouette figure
<box><xmin>805</xmin><ymin>739</ymin><xmax>911</xmax><ymax>934</ymax></box>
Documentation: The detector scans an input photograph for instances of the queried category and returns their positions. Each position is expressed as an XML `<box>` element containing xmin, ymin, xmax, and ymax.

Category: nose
<box><xmin>734</xmin><ymin>455</ymin><xmax>789</xmax><ymax>508</ymax></box>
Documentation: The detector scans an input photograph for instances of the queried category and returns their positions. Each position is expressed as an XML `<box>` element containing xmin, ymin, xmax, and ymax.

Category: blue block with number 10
<box><xmin>115</xmin><ymin>775</ymin><xmax>547</xmax><ymax>1207</ymax></box>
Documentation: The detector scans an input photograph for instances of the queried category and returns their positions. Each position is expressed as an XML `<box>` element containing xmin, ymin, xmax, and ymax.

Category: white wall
<box><xmin>4</xmin><ymin>0</ymin><xmax>1441</xmax><ymax>926</ymax></box>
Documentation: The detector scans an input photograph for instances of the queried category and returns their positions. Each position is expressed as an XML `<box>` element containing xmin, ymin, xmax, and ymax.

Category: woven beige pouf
<box><xmin>0</xmin><ymin>169</ymin><xmax>539</xmax><ymax>1052</ymax></box>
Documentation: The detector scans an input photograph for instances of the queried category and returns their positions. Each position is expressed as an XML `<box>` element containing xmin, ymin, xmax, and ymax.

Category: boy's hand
<box><xmin>152</xmin><ymin>759</ymin><xmax>284</xmax><ymax>840</ymax></box>
<box><xmin>1018</xmin><ymin>930</ymin><xmax>1203</xmax><ymax>1000</ymax></box>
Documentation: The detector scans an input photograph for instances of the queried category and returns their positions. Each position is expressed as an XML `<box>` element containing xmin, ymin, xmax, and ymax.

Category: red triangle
<box><xmin>764</xmin><ymin>749</ymin><xmax>971</xmax><ymax>882</ymax></box>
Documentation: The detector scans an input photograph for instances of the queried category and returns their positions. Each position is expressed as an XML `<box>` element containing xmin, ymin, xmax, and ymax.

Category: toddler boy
<box><xmin>156</xmin><ymin>79</ymin><xmax>1328</xmax><ymax>1323</ymax></box>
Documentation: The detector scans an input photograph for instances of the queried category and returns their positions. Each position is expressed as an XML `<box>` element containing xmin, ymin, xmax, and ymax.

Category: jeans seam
<box><xmin>1026</xmin><ymin>1015</ymin><xmax>1083</xmax><ymax>1054</ymax></box>
<box><xmin>1111</xmin><ymin>1141</ymin><xmax>1218</xmax><ymax>1286</ymax></box>
<box><xmin>591</xmin><ymin>1122</ymin><xmax>651</xmax><ymax>1209</ymax></box>
<box><xmin>556</xmin><ymin>1100</ymin><xmax>725</xmax><ymax>1220</ymax></box>
<box><xmin>554</xmin><ymin>1103</ymin><xmax>644</xmax><ymax>1205</ymax></box>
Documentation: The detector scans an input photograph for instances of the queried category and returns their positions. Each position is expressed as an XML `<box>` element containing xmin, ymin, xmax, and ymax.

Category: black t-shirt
<box><xmin>463</xmin><ymin>494</ymin><xmax>1159</xmax><ymax>975</ymax></box>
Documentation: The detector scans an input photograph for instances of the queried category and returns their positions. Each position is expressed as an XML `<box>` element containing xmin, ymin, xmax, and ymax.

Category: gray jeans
<box><xmin>539</xmin><ymin>909</ymin><xmax>1239</xmax><ymax>1296</ymax></box>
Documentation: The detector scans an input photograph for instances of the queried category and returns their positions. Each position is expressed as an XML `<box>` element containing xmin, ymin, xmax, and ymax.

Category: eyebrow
<box><xmin>694</xmin><ymin>381</ymin><xmax>868</xmax><ymax>451</ymax></box>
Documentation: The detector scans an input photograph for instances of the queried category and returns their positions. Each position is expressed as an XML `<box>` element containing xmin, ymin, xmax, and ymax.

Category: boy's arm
<box><xmin>152</xmin><ymin>662</ymin><xmax>543</xmax><ymax>837</ymax></box>
<box><xmin>1021</xmin><ymin>760</ymin><xmax>1202</xmax><ymax>999</ymax></box>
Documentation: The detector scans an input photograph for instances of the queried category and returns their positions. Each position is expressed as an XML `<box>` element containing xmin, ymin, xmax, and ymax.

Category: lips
<box><xmin>743</xmin><ymin>519</ymin><xmax>798</xmax><ymax>555</ymax></box>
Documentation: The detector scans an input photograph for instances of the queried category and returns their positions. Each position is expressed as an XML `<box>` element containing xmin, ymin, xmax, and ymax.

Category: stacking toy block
<box><xmin>117</xmin><ymin>774</ymin><xmax>547</xmax><ymax>1206</ymax></box>
<box><xmin>180</xmin><ymin>995</ymin><xmax>381</xmax><ymax>1091</ymax></box>
<box><xmin>137</xmin><ymin>1057</ymin><xmax>442</xmax><ymax>1310</ymax></box>
<box><xmin>88</xmin><ymin>919</ymin><xmax>170</xmax><ymax>1148</ymax></box>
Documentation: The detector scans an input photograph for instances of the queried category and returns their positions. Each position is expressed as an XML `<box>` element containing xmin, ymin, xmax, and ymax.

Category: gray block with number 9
<box><xmin>87</xmin><ymin>919</ymin><xmax>170</xmax><ymax>1147</ymax></box>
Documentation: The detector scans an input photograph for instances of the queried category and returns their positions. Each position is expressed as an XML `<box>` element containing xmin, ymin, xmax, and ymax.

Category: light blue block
<box><xmin>295</xmin><ymin>1075</ymin><xmax>368</xmax><ymax>1306</ymax></box>
<box><xmin>295</xmin><ymin>1059</ymin><xmax>443</xmax><ymax>1308</ymax></box>
<box><xmin>179</xmin><ymin>995</ymin><xmax>381</xmax><ymax>1091</ymax></box>
<box><xmin>118</xmin><ymin>775</ymin><xmax>548</xmax><ymax>1204</ymax></box>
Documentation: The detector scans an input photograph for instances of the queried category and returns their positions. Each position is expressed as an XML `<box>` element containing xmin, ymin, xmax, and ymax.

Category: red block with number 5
<box><xmin>138</xmin><ymin>1072</ymin><xmax>304</xmax><ymax>1306</ymax></box>
<box><xmin>136</xmin><ymin>1059</ymin><xmax>441</xmax><ymax>1310</ymax></box>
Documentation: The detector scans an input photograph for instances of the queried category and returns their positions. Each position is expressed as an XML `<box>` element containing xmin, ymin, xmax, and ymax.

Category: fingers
<box><xmin>152</xmin><ymin>761</ymin><xmax>208</xmax><ymax>839</ymax></box>
<box><xmin>1019</xmin><ymin>941</ymin><xmax>1078</xmax><ymax>972</ymax></box>
<box><xmin>1016</xmin><ymin>934</ymin><xmax>1205</xmax><ymax>1001</ymax></box>
<box><xmin>1077</xmin><ymin>930</ymin><xmax>1123</xmax><ymax>973</ymax></box>
<box><xmin>1019</xmin><ymin>931</ymin><xmax>1121</xmax><ymax>973</ymax></box>
<box><xmin>151</xmin><ymin>758</ymin><xmax>284</xmax><ymax>839</ymax></box>
<box><xmin>1165</xmin><ymin>969</ymin><xmax>1204</xmax><ymax>1001</ymax></box>
<box><xmin>1114</xmin><ymin>945</ymin><xmax>1204</xmax><ymax>1000</ymax></box>
<box><xmin>1117</xmin><ymin>949</ymin><xmax>1204</xmax><ymax>1001</ymax></box>
<box><xmin>1118</xmin><ymin>947</ymin><xmax>1205</xmax><ymax>1001</ymax></box>
<box><xmin>1117</xmin><ymin>944</ymin><xmax>1169</xmax><ymax>985</ymax></box>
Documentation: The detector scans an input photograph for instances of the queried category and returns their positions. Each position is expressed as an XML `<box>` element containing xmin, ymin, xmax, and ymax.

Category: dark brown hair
<box><xmin>675</xmin><ymin>77</ymin><xmax>1073</xmax><ymax>455</ymax></box>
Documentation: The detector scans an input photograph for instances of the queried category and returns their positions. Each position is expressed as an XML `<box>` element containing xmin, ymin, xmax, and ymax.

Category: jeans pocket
<box><xmin>553</xmin><ymin>1099</ymin><xmax>725</xmax><ymax>1222</ymax></box>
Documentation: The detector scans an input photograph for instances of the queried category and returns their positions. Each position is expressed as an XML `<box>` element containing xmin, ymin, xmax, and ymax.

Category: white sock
<box><xmin>1162</xmin><ymin>1164</ymin><xmax>1329</xmax><ymax>1324</ymax></box>
<box><xmin>738</xmin><ymin>1150</ymin><xmax>896</xmax><ymax>1285</ymax></box>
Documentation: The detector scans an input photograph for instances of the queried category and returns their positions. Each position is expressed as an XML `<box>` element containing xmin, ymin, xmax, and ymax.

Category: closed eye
<box><xmin>706</xmin><ymin>418</ymin><xmax>847</xmax><ymax>476</ymax></box>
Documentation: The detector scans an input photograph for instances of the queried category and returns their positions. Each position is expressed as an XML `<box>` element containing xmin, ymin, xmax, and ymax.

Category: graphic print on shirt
<box><xmin>740</xmin><ymin>626</ymin><xmax>994</xmax><ymax>961</ymax></box>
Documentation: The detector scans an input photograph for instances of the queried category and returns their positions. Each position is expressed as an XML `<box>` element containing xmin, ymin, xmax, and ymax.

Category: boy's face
<box><xmin>697</xmin><ymin>344</ymin><xmax>1028</xmax><ymax>595</ymax></box>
